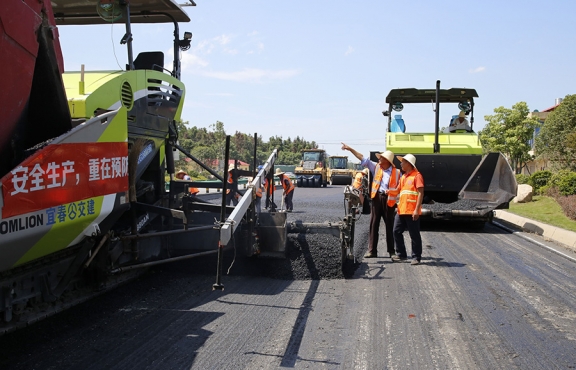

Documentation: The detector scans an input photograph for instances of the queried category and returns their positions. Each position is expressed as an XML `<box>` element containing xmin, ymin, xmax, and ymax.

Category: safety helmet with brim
<box><xmin>375</xmin><ymin>150</ymin><xmax>395</xmax><ymax>165</ymax></box>
<box><xmin>396</xmin><ymin>154</ymin><xmax>417</xmax><ymax>169</ymax></box>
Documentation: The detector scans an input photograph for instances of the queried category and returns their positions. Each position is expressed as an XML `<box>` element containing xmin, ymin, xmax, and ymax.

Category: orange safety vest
<box><xmin>386</xmin><ymin>169</ymin><xmax>401</xmax><ymax>207</ymax></box>
<box><xmin>279</xmin><ymin>174</ymin><xmax>294</xmax><ymax>193</ymax></box>
<box><xmin>226</xmin><ymin>171</ymin><xmax>234</xmax><ymax>194</ymax></box>
<box><xmin>352</xmin><ymin>172</ymin><xmax>364</xmax><ymax>190</ymax></box>
<box><xmin>264</xmin><ymin>178</ymin><xmax>274</xmax><ymax>194</ymax></box>
<box><xmin>370</xmin><ymin>166</ymin><xmax>400</xmax><ymax>207</ymax></box>
<box><xmin>255</xmin><ymin>180</ymin><xmax>263</xmax><ymax>198</ymax></box>
<box><xmin>397</xmin><ymin>169</ymin><xmax>424</xmax><ymax>215</ymax></box>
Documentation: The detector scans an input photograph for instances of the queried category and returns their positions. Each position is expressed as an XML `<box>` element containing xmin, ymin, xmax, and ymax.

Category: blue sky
<box><xmin>58</xmin><ymin>0</ymin><xmax>576</xmax><ymax>161</ymax></box>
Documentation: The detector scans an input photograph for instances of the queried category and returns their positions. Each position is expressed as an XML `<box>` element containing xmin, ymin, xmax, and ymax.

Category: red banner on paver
<box><xmin>1</xmin><ymin>142</ymin><xmax>128</xmax><ymax>218</ymax></box>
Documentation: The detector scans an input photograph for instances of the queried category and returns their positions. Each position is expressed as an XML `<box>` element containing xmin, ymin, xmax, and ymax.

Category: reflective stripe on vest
<box><xmin>370</xmin><ymin>166</ymin><xmax>399</xmax><ymax>200</ymax></box>
<box><xmin>397</xmin><ymin>170</ymin><xmax>422</xmax><ymax>215</ymax></box>
<box><xmin>352</xmin><ymin>173</ymin><xmax>363</xmax><ymax>190</ymax></box>
<box><xmin>386</xmin><ymin>169</ymin><xmax>401</xmax><ymax>207</ymax></box>
<box><xmin>370</xmin><ymin>166</ymin><xmax>384</xmax><ymax>198</ymax></box>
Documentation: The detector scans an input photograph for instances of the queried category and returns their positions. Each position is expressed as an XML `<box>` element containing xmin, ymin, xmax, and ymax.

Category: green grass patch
<box><xmin>508</xmin><ymin>196</ymin><xmax>576</xmax><ymax>232</ymax></box>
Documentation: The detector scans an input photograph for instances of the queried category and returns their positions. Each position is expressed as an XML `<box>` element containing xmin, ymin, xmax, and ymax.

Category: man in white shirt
<box><xmin>446</xmin><ymin>111</ymin><xmax>471</xmax><ymax>132</ymax></box>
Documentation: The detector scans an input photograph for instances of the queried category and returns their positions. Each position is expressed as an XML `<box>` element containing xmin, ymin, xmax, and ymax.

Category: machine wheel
<box><xmin>297</xmin><ymin>178</ymin><xmax>303</xmax><ymax>187</ymax></box>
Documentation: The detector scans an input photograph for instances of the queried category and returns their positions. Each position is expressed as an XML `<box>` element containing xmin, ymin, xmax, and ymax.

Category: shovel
<box><xmin>279</xmin><ymin>193</ymin><xmax>285</xmax><ymax>212</ymax></box>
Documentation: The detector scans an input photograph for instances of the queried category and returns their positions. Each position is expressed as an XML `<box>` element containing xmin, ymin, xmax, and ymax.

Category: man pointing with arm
<box><xmin>341</xmin><ymin>143</ymin><xmax>400</xmax><ymax>261</ymax></box>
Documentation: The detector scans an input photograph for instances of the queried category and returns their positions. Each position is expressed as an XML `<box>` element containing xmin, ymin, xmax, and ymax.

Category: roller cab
<box><xmin>382</xmin><ymin>83</ymin><xmax>517</xmax><ymax>224</ymax></box>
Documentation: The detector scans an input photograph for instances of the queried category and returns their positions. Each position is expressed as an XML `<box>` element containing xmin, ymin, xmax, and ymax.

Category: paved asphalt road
<box><xmin>1</xmin><ymin>186</ymin><xmax>575</xmax><ymax>369</ymax></box>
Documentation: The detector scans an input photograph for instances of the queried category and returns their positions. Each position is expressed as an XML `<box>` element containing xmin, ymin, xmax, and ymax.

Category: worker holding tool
<box><xmin>352</xmin><ymin>168</ymin><xmax>370</xmax><ymax>211</ymax></box>
<box><xmin>392</xmin><ymin>154</ymin><xmax>424</xmax><ymax>265</ymax></box>
<box><xmin>341</xmin><ymin>143</ymin><xmax>400</xmax><ymax>260</ymax></box>
<box><xmin>275</xmin><ymin>168</ymin><xmax>295</xmax><ymax>212</ymax></box>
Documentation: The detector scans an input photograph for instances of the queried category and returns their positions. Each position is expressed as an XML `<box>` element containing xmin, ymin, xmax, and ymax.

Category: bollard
<box><xmin>206</xmin><ymin>188</ymin><xmax>209</xmax><ymax>193</ymax></box>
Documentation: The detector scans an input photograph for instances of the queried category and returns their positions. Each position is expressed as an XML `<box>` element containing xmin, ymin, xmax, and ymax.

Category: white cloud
<box><xmin>198</xmin><ymin>68</ymin><xmax>301</xmax><ymax>83</ymax></box>
<box><xmin>214</xmin><ymin>34</ymin><xmax>233</xmax><ymax>45</ymax></box>
<box><xmin>194</xmin><ymin>39</ymin><xmax>216</xmax><ymax>54</ymax></box>
<box><xmin>345</xmin><ymin>46</ymin><xmax>354</xmax><ymax>56</ymax></box>
<box><xmin>469</xmin><ymin>66</ymin><xmax>486</xmax><ymax>73</ymax></box>
<box><xmin>180</xmin><ymin>53</ymin><xmax>209</xmax><ymax>69</ymax></box>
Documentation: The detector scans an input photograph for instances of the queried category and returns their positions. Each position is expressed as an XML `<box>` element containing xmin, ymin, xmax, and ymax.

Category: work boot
<box><xmin>364</xmin><ymin>251</ymin><xmax>377</xmax><ymax>258</ymax></box>
<box><xmin>391</xmin><ymin>255</ymin><xmax>407</xmax><ymax>262</ymax></box>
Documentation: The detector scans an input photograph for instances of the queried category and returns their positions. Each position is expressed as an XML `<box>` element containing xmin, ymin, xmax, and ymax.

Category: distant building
<box><xmin>207</xmin><ymin>159</ymin><xmax>250</xmax><ymax>172</ymax></box>
<box><xmin>524</xmin><ymin>98</ymin><xmax>563</xmax><ymax>175</ymax></box>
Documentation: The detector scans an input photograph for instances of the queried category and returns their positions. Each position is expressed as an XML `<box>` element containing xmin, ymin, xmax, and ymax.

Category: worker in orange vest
<box><xmin>352</xmin><ymin>168</ymin><xmax>370</xmax><ymax>209</ymax></box>
<box><xmin>275</xmin><ymin>168</ymin><xmax>295</xmax><ymax>212</ymax></box>
<box><xmin>341</xmin><ymin>143</ymin><xmax>400</xmax><ymax>260</ymax></box>
<box><xmin>254</xmin><ymin>166</ymin><xmax>266</xmax><ymax>217</ymax></box>
<box><xmin>392</xmin><ymin>154</ymin><xmax>424</xmax><ymax>265</ymax></box>
<box><xmin>225</xmin><ymin>168</ymin><xmax>239</xmax><ymax>206</ymax></box>
<box><xmin>175</xmin><ymin>170</ymin><xmax>200</xmax><ymax>196</ymax></box>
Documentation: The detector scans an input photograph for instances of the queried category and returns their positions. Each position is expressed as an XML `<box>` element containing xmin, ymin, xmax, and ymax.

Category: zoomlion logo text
<box><xmin>138</xmin><ymin>144</ymin><xmax>154</xmax><ymax>165</ymax></box>
<box><xmin>0</xmin><ymin>214</ymin><xmax>43</xmax><ymax>235</ymax></box>
<box><xmin>137</xmin><ymin>213</ymin><xmax>149</xmax><ymax>232</ymax></box>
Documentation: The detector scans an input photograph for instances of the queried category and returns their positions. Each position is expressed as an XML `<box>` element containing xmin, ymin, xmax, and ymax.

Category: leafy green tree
<box><xmin>479</xmin><ymin>102</ymin><xmax>539</xmax><ymax>174</ymax></box>
<box><xmin>535</xmin><ymin>94</ymin><xmax>576</xmax><ymax>171</ymax></box>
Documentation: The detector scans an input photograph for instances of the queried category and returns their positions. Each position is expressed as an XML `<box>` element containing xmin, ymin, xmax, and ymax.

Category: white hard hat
<box><xmin>375</xmin><ymin>150</ymin><xmax>395</xmax><ymax>165</ymax></box>
<box><xmin>396</xmin><ymin>154</ymin><xmax>417</xmax><ymax>169</ymax></box>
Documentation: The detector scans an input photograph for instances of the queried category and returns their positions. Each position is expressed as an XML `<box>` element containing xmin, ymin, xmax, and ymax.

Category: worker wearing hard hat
<box><xmin>341</xmin><ymin>143</ymin><xmax>401</xmax><ymax>260</ymax></box>
<box><xmin>175</xmin><ymin>170</ymin><xmax>200</xmax><ymax>196</ymax></box>
<box><xmin>392</xmin><ymin>154</ymin><xmax>424</xmax><ymax>265</ymax></box>
<box><xmin>275</xmin><ymin>168</ymin><xmax>295</xmax><ymax>212</ymax></box>
<box><xmin>446</xmin><ymin>111</ymin><xmax>471</xmax><ymax>132</ymax></box>
<box><xmin>352</xmin><ymin>168</ymin><xmax>370</xmax><ymax>210</ymax></box>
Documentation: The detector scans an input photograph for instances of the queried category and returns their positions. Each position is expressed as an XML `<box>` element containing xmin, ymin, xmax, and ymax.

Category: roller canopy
<box><xmin>386</xmin><ymin>88</ymin><xmax>478</xmax><ymax>104</ymax></box>
<box><xmin>52</xmin><ymin>0</ymin><xmax>191</xmax><ymax>25</ymax></box>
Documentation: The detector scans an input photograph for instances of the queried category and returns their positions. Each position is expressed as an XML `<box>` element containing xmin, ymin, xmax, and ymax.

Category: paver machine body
<box><xmin>327</xmin><ymin>155</ymin><xmax>354</xmax><ymax>185</ymax></box>
<box><xmin>294</xmin><ymin>149</ymin><xmax>328</xmax><ymax>187</ymax></box>
<box><xmin>382</xmin><ymin>81</ymin><xmax>517</xmax><ymax>225</ymax></box>
<box><xmin>0</xmin><ymin>0</ymin><xmax>282</xmax><ymax>332</ymax></box>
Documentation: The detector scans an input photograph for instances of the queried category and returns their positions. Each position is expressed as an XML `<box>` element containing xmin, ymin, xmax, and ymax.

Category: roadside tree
<box><xmin>535</xmin><ymin>94</ymin><xmax>576</xmax><ymax>171</ymax></box>
<box><xmin>480</xmin><ymin>102</ymin><xmax>539</xmax><ymax>174</ymax></box>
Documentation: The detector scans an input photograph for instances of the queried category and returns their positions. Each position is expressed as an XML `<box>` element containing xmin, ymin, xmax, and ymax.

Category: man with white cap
<box><xmin>392</xmin><ymin>154</ymin><xmax>424</xmax><ymax>265</ymax></box>
<box><xmin>341</xmin><ymin>143</ymin><xmax>401</xmax><ymax>260</ymax></box>
<box><xmin>447</xmin><ymin>111</ymin><xmax>471</xmax><ymax>132</ymax></box>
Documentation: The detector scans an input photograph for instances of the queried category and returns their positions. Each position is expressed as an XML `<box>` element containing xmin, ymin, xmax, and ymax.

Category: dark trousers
<box><xmin>368</xmin><ymin>193</ymin><xmax>396</xmax><ymax>256</ymax></box>
<box><xmin>393</xmin><ymin>214</ymin><xmax>422</xmax><ymax>260</ymax></box>
<box><xmin>283</xmin><ymin>190</ymin><xmax>294</xmax><ymax>211</ymax></box>
<box><xmin>226</xmin><ymin>191</ymin><xmax>238</xmax><ymax>206</ymax></box>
